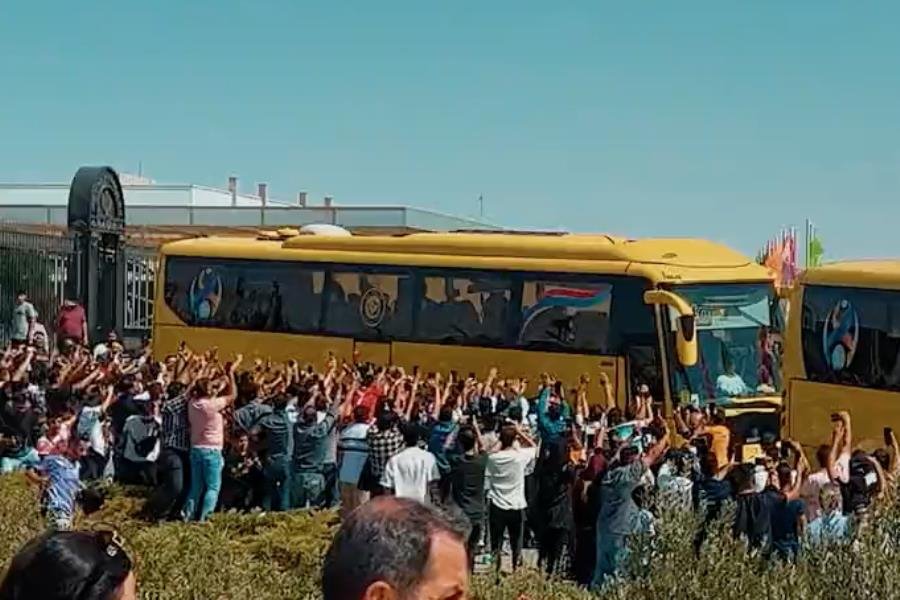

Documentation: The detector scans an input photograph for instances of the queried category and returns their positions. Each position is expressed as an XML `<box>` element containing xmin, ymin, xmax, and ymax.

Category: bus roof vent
<box><xmin>257</xmin><ymin>228</ymin><xmax>302</xmax><ymax>241</ymax></box>
<box><xmin>298</xmin><ymin>223</ymin><xmax>352</xmax><ymax>237</ymax></box>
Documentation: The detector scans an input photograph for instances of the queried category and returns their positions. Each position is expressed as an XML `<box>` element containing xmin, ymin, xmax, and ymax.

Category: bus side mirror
<box><xmin>643</xmin><ymin>290</ymin><xmax>698</xmax><ymax>367</ymax></box>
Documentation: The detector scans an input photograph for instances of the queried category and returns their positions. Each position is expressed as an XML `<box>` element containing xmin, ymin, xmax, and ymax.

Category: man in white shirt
<box><xmin>484</xmin><ymin>423</ymin><xmax>537</xmax><ymax>578</ymax></box>
<box><xmin>75</xmin><ymin>387</ymin><xmax>115</xmax><ymax>481</ymax></box>
<box><xmin>715</xmin><ymin>362</ymin><xmax>748</xmax><ymax>397</ymax></box>
<box><xmin>381</xmin><ymin>423</ymin><xmax>440</xmax><ymax>504</ymax></box>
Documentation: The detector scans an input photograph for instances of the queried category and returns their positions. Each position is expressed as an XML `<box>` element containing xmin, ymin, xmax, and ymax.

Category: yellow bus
<box><xmin>783</xmin><ymin>260</ymin><xmax>900</xmax><ymax>450</ymax></box>
<box><xmin>152</xmin><ymin>230</ymin><xmax>782</xmax><ymax>435</ymax></box>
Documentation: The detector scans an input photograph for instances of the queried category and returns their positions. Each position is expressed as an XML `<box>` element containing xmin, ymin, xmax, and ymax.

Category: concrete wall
<box><xmin>0</xmin><ymin>184</ymin><xmax>70</xmax><ymax>206</ymax></box>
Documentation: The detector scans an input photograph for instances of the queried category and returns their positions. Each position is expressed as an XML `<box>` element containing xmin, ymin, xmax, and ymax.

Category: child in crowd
<box><xmin>27</xmin><ymin>436</ymin><xmax>83</xmax><ymax>530</ymax></box>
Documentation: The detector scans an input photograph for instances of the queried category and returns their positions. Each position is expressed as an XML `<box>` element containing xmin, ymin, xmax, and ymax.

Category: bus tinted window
<box><xmin>164</xmin><ymin>257</ymin><xmax>324</xmax><ymax>332</ymax></box>
<box><xmin>802</xmin><ymin>285</ymin><xmax>900</xmax><ymax>391</ymax></box>
<box><xmin>324</xmin><ymin>270</ymin><xmax>414</xmax><ymax>339</ymax></box>
<box><xmin>517</xmin><ymin>280</ymin><xmax>612</xmax><ymax>352</ymax></box>
<box><xmin>163</xmin><ymin>257</ymin><xmax>661</xmax><ymax>359</ymax></box>
<box><xmin>417</xmin><ymin>274</ymin><xmax>513</xmax><ymax>344</ymax></box>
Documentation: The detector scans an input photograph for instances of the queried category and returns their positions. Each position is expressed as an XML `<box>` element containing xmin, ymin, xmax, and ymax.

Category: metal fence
<box><xmin>124</xmin><ymin>246</ymin><xmax>157</xmax><ymax>334</ymax></box>
<box><xmin>0</xmin><ymin>228</ymin><xmax>79</xmax><ymax>345</ymax></box>
<box><xmin>0</xmin><ymin>227</ymin><xmax>158</xmax><ymax>345</ymax></box>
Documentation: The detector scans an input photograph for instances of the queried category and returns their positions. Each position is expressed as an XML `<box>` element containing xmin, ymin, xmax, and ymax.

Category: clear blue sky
<box><xmin>2</xmin><ymin>2</ymin><xmax>898</xmax><ymax>259</ymax></box>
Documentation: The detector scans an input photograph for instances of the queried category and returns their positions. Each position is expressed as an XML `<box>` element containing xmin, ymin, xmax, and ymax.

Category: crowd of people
<box><xmin>1</xmin><ymin>291</ymin><xmax>899</xmax><ymax>598</ymax></box>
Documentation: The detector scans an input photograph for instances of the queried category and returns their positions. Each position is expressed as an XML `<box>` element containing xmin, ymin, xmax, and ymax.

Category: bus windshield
<box><xmin>668</xmin><ymin>283</ymin><xmax>782</xmax><ymax>403</ymax></box>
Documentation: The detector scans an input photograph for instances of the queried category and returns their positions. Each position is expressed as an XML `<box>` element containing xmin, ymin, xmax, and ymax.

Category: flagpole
<box><xmin>805</xmin><ymin>219</ymin><xmax>812</xmax><ymax>269</ymax></box>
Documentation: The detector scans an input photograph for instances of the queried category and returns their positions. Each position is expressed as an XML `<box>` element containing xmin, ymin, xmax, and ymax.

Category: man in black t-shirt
<box><xmin>109</xmin><ymin>376</ymin><xmax>141</xmax><ymax>479</ymax></box>
<box><xmin>109</xmin><ymin>373</ymin><xmax>142</xmax><ymax>430</ymax></box>
<box><xmin>447</xmin><ymin>425</ymin><xmax>487</xmax><ymax>571</ymax></box>
<box><xmin>732</xmin><ymin>463</ymin><xmax>775</xmax><ymax>554</ymax></box>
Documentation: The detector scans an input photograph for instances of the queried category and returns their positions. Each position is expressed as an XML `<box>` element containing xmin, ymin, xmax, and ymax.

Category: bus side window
<box><xmin>801</xmin><ymin>285</ymin><xmax>900</xmax><ymax>391</ymax></box>
<box><xmin>416</xmin><ymin>274</ymin><xmax>512</xmax><ymax>345</ymax></box>
<box><xmin>518</xmin><ymin>279</ymin><xmax>612</xmax><ymax>352</ymax></box>
<box><xmin>324</xmin><ymin>274</ymin><xmax>361</xmax><ymax>336</ymax></box>
<box><xmin>321</xmin><ymin>270</ymin><xmax>412</xmax><ymax>340</ymax></box>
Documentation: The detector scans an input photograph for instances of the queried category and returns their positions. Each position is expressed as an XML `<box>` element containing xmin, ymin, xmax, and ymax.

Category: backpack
<box><xmin>131</xmin><ymin>418</ymin><xmax>160</xmax><ymax>459</ymax></box>
<box><xmin>843</xmin><ymin>456</ymin><xmax>878</xmax><ymax>514</ymax></box>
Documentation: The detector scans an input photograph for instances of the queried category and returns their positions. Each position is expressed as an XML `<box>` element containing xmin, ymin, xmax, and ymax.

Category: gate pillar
<box><xmin>67</xmin><ymin>167</ymin><xmax>126</xmax><ymax>344</ymax></box>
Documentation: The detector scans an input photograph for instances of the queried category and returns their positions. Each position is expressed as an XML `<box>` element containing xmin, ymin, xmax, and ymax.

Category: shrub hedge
<box><xmin>0</xmin><ymin>475</ymin><xmax>897</xmax><ymax>599</ymax></box>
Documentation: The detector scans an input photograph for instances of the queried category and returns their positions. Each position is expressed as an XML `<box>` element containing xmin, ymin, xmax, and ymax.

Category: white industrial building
<box><xmin>0</xmin><ymin>174</ymin><xmax>500</xmax><ymax>233</ymax></box>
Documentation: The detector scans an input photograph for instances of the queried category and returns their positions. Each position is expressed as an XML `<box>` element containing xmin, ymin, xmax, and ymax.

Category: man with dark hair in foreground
<box><xmin>321</xmin><ymin>496</ymin><xmax>470</xmax><ymax>600</ymax></box>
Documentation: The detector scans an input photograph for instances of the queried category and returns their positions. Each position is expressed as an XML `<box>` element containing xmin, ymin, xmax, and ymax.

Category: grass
<box><xmin>0</xmin><ymin>475</ymin><xmax>897</xmax><ymax>599</ymax></box>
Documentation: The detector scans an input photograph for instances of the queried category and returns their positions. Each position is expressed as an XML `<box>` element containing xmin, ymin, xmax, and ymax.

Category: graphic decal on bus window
<box><xmin>189</xmin><ymin>268</ymin><xmax>223</xmax><ymax>321</ymax></box>
<box><xmin>519</xmin><ymin>283</ymin><xmax>612</xmax><ymax>348</ymax></box>
<box><xmin>823</xmin><ymin>299</ymin><xmax>859</xmax><ymax>371</ymax></box>
<box><xmin>360</xmin><ymin>287</ymin><xmax>388</xmax><ymax>328</ymax></box>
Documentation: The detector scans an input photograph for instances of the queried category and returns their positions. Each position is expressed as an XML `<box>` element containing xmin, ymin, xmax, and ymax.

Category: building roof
<box><xmin>0</xmin><ymin>179</ymin><xmax>500</xmax><ymax>234</ymax></box>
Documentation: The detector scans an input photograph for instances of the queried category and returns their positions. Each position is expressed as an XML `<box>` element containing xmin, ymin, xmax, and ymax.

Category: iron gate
<box><xmin>124</xmin><ymin>246</ymin><xmax>157</xmax><ymax>336</ymax></box>
<box><xmin>0</xmin><ymin>227</ymin><xmax>80</xmax><ymax>345</ymax></box>
<box><xmin>0</xmin><ymin>227</ymin><xmax>159</xmax><ymax>345</ymax></box>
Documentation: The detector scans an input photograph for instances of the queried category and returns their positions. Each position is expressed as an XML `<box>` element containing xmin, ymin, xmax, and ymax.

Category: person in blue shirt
<box><xmin>428</xmin><ymin>407</ymin><xmax>458</xmax><ymax>502</ymax></box>
<box><xmin>256</xmin><ymin>393</ymin><xmax>294</xmax><ymax>512</ymax></box>
<box><xmin>806</xmin><ymin>483</ymin><xmax>852</xmax><ymax>545</ymax></box>
<box><xmin>425</xmin><ymin>376</ymin><xmax>458</xmax><ymax>502</ymax></box>
<box><xmin>292</xmin><ymin>385</ymin><xmax>344</xmax><ymax>509</ymax></box>
<box><xmin>27</xmin><ymin>437</ymin><xmax>83</xmax><ymax>530</ymax></box>
<box><xmin>536</xmin><ymin>383</ymin><xmax>572</xmax><ymax>444</ymax></box>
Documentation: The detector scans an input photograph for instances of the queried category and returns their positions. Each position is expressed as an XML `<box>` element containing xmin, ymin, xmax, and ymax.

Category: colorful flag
<box><xmin>782</xmin><ymin>231</ymin><xmax>797</xmax><ymax>285</ymax></box>
<box><xmin>757</xmin><ymin>228</ymin><xmax>798</xmax><ymax>288</ymax></box>
<box><xmin>808</xmin><ymin>234</ymin><xmax>824</xmax><ymax>267</ymax></box>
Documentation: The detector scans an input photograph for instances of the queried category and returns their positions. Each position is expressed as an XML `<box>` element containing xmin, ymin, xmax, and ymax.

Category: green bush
<box><xmin>0</xmin><ymin>474</ymin><xmax>898</xmax><ymax>599</ymax></box>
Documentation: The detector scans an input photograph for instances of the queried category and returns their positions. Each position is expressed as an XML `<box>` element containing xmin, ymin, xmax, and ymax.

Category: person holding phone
<box><xmin>800</xmin><ymin>444</ymin><xmax>834</xmax><ymax>521</ymax></box>
<box><xmin>767</xmin><ymin>439</ymin><xmax>809</xmax><ymax>561</ymax></box>
<box><xmin>827</xmin><ymin>411</ymin><xmax>853</xmax><ymax>484</ymax></box>
<box><xmin>872</xmin><ymin>427</ymin><xmax>900</xmax><ymax>499</ymax></box>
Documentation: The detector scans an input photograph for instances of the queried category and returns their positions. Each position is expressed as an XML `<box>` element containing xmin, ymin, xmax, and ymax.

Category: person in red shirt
<box><xmin>55</xmin><ymin>297</ymin><xmax>88</xmax><ymax>346</ymax></box>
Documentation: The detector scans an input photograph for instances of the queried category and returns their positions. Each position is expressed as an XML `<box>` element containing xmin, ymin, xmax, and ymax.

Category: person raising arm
<box><xmin>598</xmin><ymin>372</ymin><xmax>615</xmax><ymax>413</ymax></box>
<box><xmin>827</xmin><ymin>412</ymin><xmax>852</xmax><ymax>484</ymax></box>
<box><xmin>183</xmin><ymin>353</ymin><xmax>242</xmax><ymax>522</ymax></box>
<box><xmin>484</xmin><ymin>423</ymin><xmax>536</xmax><ymax>580</ymax></box>
<box><xmin>782</xmin><ymin>439</ymin><xmax>810</xmax><ymax>502</ymax></box>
